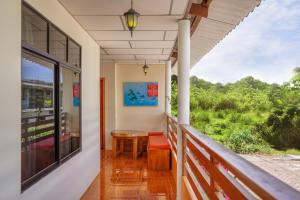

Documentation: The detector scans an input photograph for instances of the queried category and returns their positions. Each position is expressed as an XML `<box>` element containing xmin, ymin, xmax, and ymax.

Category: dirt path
<box><xmin>241</xmin><ymin>154</ymin><xmax>300</xmax><ymax>192</ymax></box>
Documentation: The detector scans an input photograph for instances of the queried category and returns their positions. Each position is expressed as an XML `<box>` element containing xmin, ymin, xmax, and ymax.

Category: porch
<box><xmin>81</xmin><ymin>114</ymin><xmax>300</xmax><ymax>199</ymax></box>
<box><xmin>1</xmin><ymin>0</ymin><xmax>300</xmax><ymax>199</ymax></box>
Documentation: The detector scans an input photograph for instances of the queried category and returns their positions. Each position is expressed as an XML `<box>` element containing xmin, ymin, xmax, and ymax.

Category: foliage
<box><xmin>290</xmin><ymin>67</ymin><xmax>300</xmax><ymax>88</ymax></box>
<box><xmin>258</xmin><ymin>105</ymin><xmax>300</xmax><ymax>149</ymax></box>
<box><xmin>171</xmin><ymin>69</ymin><xmax>300</xmax><ymax>154</ymax></box>
<box><xmin>226</xmin><ymin>130</ymin><xmax>271</xmax><ymax>154</ymax></box>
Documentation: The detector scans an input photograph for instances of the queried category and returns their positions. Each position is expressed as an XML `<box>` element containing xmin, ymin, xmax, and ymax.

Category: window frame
<box><xmin>21</xmin><ymin>2</ymin><xmax>82</xmax><ymax>191</ymax></box>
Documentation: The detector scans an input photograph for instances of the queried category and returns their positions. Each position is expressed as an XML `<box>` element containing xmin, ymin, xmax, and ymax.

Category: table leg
<box><xmin>120</xmin><ymin>140</ymin><xmax>124</xmax><ymax>153</ymax></box>
<box><xmin>112</xmin><ymin>137</ymin><xmax>117</xmax><ymax>158</ymax></box>
<box><xmin>133</xmin><ymin>137</ymin><xmax>138</xmax><ymax>159</ymax></box>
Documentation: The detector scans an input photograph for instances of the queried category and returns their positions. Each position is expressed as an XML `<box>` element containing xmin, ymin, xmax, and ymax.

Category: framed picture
<box><xmin>124</xmin><ymin>82</ymin><xmax>158</xmax><ymax>106</ymax></box>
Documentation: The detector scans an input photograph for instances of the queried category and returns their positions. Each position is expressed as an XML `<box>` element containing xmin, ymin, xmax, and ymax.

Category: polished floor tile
<box><xmin>81</xmin><ymin>151</ymin><xmax>176</xmax><ymax>200</ymax></box>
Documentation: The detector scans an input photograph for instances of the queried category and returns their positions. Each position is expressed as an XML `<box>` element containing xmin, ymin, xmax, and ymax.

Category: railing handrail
<box><xmin>166</xmin><ymin>112</ymin><xmax>178</xmax><ymax>122</ymax></box>
<box><xmin>181</xmin><ymin>124</ymin><xmax>300</xmax><ymax>200</ymax></box>
<box><xmin>22</xmin><ymin>112</ymin><xmax>67</xmax><ymax>147</ymax></box>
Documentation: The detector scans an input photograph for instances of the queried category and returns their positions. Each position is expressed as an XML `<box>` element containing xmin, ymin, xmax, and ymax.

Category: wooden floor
<box><xmin>81</xmin><ymin>151</ymin><xmax>176</xmax><ymax>200</ymax></box>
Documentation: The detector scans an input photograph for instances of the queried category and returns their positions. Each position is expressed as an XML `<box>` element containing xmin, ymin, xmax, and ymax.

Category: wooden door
<box><xmin>100</xmin><ymin>78</ymin><xmax>105</xmax><ymax>150</ymax></box>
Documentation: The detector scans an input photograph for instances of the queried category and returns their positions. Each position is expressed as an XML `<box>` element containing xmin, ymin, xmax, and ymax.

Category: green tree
<box><xmin>290</xmin><ymin>67</ymin><xmax>300</xmax><ymax>88</ymax></box>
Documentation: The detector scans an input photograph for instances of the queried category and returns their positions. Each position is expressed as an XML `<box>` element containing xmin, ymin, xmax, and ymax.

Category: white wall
<box><xmin>100</xmin><ymin>62</ymin><xmax>116</xmax><ymax>150</ymax></box>
<box><xmin>0</xmin><ymin>1</ymin><xmax>22</xmax><ymax>199</ymax></box>
<box><xmin>115</xmin><ymin>64</ymin><xmax>166</xmax><ymax>132</ymax></box>
<box><xmin>0</xmin><ymin>0</ymin><xmax>100</xmax><ymax>199</ymax></box>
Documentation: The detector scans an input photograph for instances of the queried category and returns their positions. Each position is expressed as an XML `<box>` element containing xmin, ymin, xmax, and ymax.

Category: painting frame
<box><xmin>123</xmin><ymin>82</ymin><xmax>158</xmax><ymax>107</ymax></box>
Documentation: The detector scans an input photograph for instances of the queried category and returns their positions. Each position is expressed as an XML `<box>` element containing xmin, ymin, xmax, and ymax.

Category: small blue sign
<box><xmin>73</xmin><ymin>97</ymin><xmax>80</xmax><ymax>107</ymax></box>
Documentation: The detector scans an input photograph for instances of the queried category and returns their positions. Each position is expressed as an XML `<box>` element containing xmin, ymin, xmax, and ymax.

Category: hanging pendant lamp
<box><xmin>124</xmin><ymin>0</ymin><xmax>140</xmax><ymax>37</ymax></box>
<box><xmin>142</xmin><ymin>60</ymin><xmax>149</xmax><ymax>76</ymax></box>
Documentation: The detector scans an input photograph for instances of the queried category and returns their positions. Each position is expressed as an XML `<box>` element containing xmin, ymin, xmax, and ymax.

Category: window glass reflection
<box><xmin>22</xmin><ymin>5</ymin><xmax>47</xmax><ymax>51</ymax></box>
<box><xmin>60</xmin><ymin>68</ymin><xmax>80</xmax><ymax>158</ymax></box>
<box><xmin>21</xmin><ymin>52</ymin><xmax>56</xmax><ymax>182</ymax></box>
<box><xmin>50</xmin><ymin>25</ymin><xmax>67</xmax><ymax>61</ymax></box>
<box><xmin>68</xmin><ymin>40</ymin><xmax>80</xmax><ymax>68</ymax></box>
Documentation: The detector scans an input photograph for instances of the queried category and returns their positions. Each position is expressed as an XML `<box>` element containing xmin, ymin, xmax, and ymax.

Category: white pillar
<box><xmin>165</xmin><ymin>60</ymin><xmax>172</xmax><ymax>114</ymax></box>
<box><xmin>176</xmin><ymin>19</ymin><xmax>190</xmax><ymax>200</ymax></box>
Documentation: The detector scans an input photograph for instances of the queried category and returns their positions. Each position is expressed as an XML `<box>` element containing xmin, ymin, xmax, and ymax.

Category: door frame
<box><xmin>100</xmin><ymin>78</ymin><xmax>105</xmax><ymax>150</ymax></box>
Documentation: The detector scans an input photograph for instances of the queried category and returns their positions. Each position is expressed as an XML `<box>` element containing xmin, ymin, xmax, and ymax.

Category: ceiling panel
<box><xmin>133</xmin><ymin>0</ymin><xmax>172</xmax><ymax>15</ymax></box>
<box><xmin>209</xmin><ymin>0</ymin><xmax>259</xmax><ymax>24</ymax></box>
<box><xmin>163</xmin><ymin>48</ymin><xmax>172</xmax><ymax>55</ymax></box>
<box><xmin>59</xmin><ymin>0</ymin><xmax>130</xmax><ymax>15</ymax></box>
<box><xmin>131</xmin><ymin>31</ymin><xmax>165</xmax><ymax>40</ymax></box>
<box><xmin>106</xmin><ymin>48</ymin><xmax>162</xmax><ymax>55</ymax></box>
<box><xmin>89</xmin><ymin>31</ymin><xmax>164</xmax><ymax>40</ymax></box>
<box><xmin>115</xmin><ymin>60</ymin><xmax>161</xmax><ymax>64</ymax></box>
<box><xmin>101</xmin><ymin>54</ymin><xmax>135</xmax><ymax>60</ymax></box>
<box><xmin>199</xmin><ymin>18</ymin><xmax>235</xmax><ymax>33</ymax></box>
<box><xmin>74</xmin><ymin>16</ymin><xmax>123</xmax><ymax>30</ymax></box>
<box><xmin>135</xmin><ymin>55</ymin><xmax>169</xmax><ymax>60</ymax></box>
<box><xmin>171</xmin><ymin>0</ymin><xmax>189</xmax><ymax>15</ymax></box>
<box><xmin>131</xmin><ymin>41</ymin><xmax>175</xmax><ymax>49</ymax></box>
<box><xmin>97</xmin><ymin>41</ymin><xmax>131</xmax><ymax>49</ymax></box>
<box><xmin>136</xmin><ymin>16</ymin><xmax>180</xmax><ymax>30</ymax></box>
<box><xmin>165</xmin><ymin>31</ymin><xmax>178</xmax><ymax>40</ymax></box>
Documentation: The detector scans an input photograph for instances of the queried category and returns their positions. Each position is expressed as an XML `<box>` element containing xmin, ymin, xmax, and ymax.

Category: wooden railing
<box><xmin>167</xmin><ymin>114</ymin><xmax>178</xmax><ymax>155</ymax></box>
<box><xmin>21</xmin><ymin>112</ymin><xmax>67</xmax><ymax>147</ymax></box>
<box><xmin>166</xmin><ymin>114</ymin><xmax>300</xmax><ymax>200</ymax></box>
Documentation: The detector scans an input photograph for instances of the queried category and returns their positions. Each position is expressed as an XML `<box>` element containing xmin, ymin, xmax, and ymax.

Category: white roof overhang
<box><xmin>58</xmin><ymin>0</ymin><xmax>261</xmax><ymax>67</ymax></box>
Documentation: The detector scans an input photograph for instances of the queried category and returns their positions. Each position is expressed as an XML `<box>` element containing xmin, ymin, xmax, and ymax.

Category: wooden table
<box><xmin>111</xmin><ymin>130</ymin><xmax>148</xmax><ymax>159</ymax></box>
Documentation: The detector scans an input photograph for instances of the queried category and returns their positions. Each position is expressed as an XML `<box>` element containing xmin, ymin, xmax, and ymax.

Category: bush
<box><xmin>227</xmin><ymin>113</ymin><xmax>241</xmax><ymax>123</ymax></box>
<box><xmin>226</xmin><ymin>130</ymin><xmax>270</xmax><ymax>154</ymax></box>
<box><xmin>215</xmin><ymin>98</ymin><xmax>238</xmax><ymax>111</ymax></box>
<box><xmin>198</xmin><ymin>112</ymin><xmax>210</xmax><ymax>123</ymax></box>
<box><xmin>260</xmin><ymin>105</ymin><xmax>300</xmax><ymax>149</ymax></box>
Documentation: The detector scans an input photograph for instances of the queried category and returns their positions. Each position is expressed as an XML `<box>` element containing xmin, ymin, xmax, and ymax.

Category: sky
<box><xmin>191</xmin><ymin>0</ymin><xmax>300</xmax><ymax>84</ymax></box>
<box><xmin>22</xmin><ymin>58</ymin><xmax>54</xmax><ymax>83</ymax></box>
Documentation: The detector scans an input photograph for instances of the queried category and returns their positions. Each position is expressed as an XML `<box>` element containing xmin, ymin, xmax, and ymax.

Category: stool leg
<box><xmin>133</xmin><ymin>138</ymin><xmax>138</xmax><ymax>159</ymax></box>
<box><xmin>112</xmin><ymin>137</ymin><xmax>117</xmax><ymax>157</ymax></box>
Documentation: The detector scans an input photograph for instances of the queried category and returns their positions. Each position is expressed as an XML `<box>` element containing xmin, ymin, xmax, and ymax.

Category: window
<box><xmin>68</xmin><ymin>39</ymin><xmax>81</xmax><ymax>68</ymax></box>
<box><xmin>21</xmin><ymin>52</ymin><xmax>56</xmax><ymax>182</ymax></box>
<box><xmin>21</xmin><ymin>3</ymin><xmax>81</xmax><ymax>190</ymax></box>
<box><xmin>50</xmin><ymin>25</ymin><xmax>67</xmax><ymax>61</ymax></box>
<box><xmin>22</xmin><ymin>5</ymin><xmax>47</xmax><ymax>51</ymax></box>
<box><xmin>60</xmin><ymin>68</ymin><xmax>80</xmax><ymax>158</ymax></box>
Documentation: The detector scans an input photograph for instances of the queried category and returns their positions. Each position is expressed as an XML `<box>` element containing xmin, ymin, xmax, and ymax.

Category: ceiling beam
<box><xmin>190</xmin><ymin>0</ymin><xmax>213</xmax><ymax>36</ymax></box>
<box><xmin>171</xmin><ymin>51</ymin><xmax>177</xmax><ymax>59</ymax></box>
<box><xmin>189</xmin><ymin>3</ymin><xmax>208</xmax><ymax>17</ymax></box>
<box><xmin>171</xmin><ymin>0</ymin><xmax>213</xmax><ymax>67</ymax></box>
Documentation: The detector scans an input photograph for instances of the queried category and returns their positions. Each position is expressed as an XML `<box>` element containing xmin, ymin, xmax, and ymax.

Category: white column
<box><xmin>165</xmin><ymin>60</ymin><xmax>172</xmax><ymax>114</ymax></box>
<box><xmin>176</xmin><ymin>19</ymin><xmax>190</xmax><ymax>200</ymax></box>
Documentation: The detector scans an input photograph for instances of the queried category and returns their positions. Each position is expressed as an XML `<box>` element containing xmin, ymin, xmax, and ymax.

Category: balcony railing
<box><xmin>166</xmin><ymin>114</ymin><xmax>300</xmax><ymax>200</ymax></box>
<box><xmin>21</xmin><ymin>112</ymin><xmax>67</xmax><ymax>147</ymax></box>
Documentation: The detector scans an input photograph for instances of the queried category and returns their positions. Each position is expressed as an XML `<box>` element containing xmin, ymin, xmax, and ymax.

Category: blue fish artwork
<box><xmin>124</xmin><ymin>82</ymin><xmax>158</xmax><ymax>106</ymax></box>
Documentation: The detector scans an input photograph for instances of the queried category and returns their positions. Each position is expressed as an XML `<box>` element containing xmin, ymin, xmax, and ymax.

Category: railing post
<box><xmin>167</xmin><ymin>116</ymin><xmax>170</xmax><ymax>140</ymax></box>
<box><xmin>177</xmin><ymin>18</ymin><xmax>190</xmax><ymax>200</ymax></box>
<box><xmin>165</xmin><ymin>60</ymin><xmax>172</xmax><ymax>114</ymax></box>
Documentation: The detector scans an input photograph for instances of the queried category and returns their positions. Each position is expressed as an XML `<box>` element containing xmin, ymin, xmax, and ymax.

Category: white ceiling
<box><xmin>58</xmin><ymin>0</ymin><xmax>189</xmax><ymax>64</ymax></box>
<box><xmin>58</xmin><ymin>0</ymin><xmax>261</xmax><ymax>67</ymax></box>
